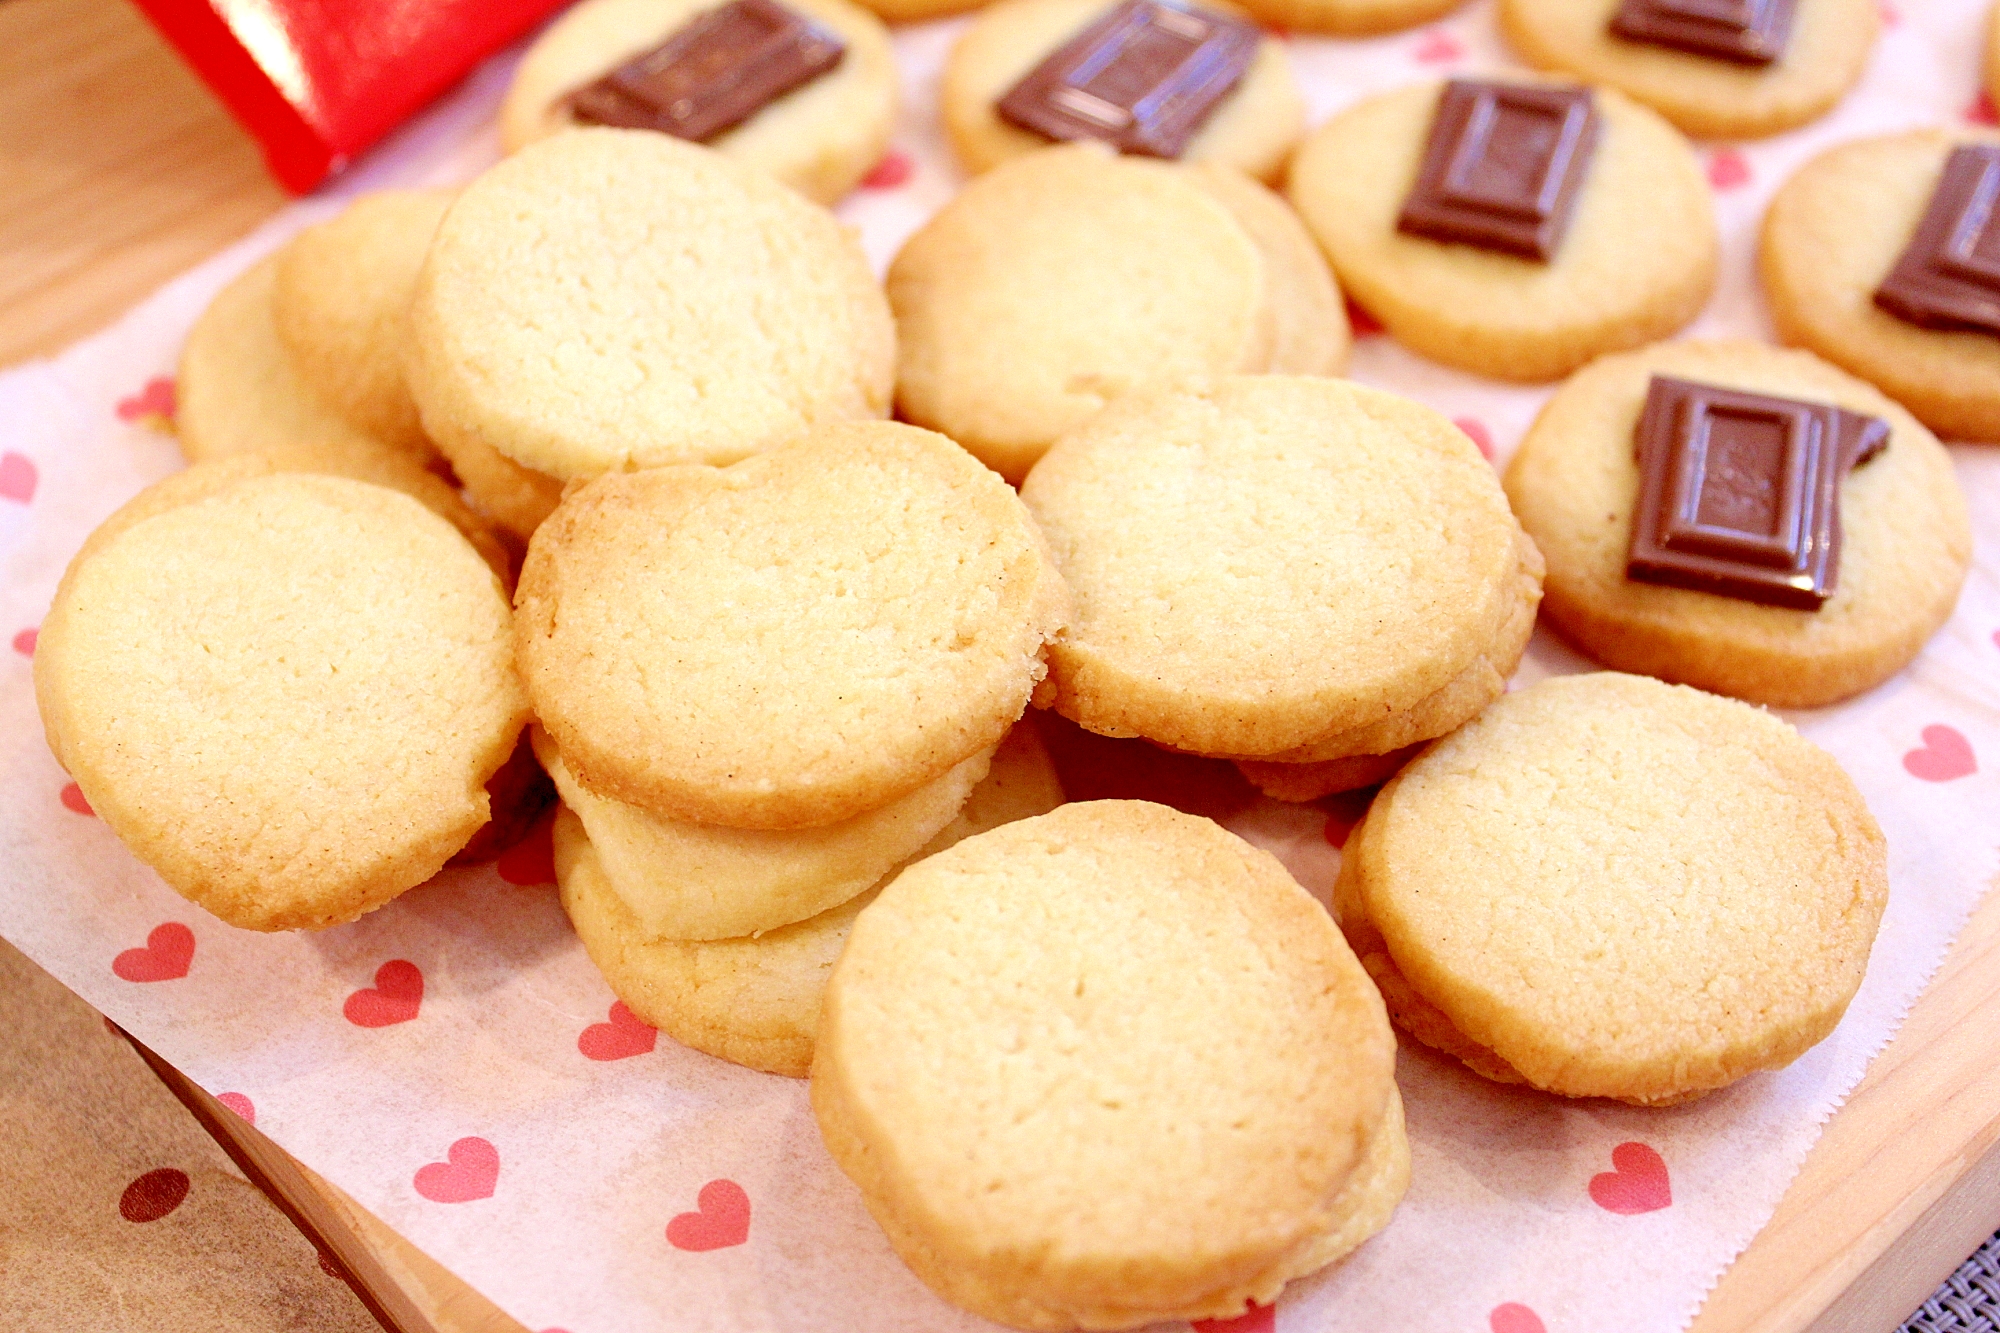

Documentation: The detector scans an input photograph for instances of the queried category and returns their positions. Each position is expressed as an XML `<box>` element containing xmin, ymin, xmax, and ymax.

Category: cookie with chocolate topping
<box><xmin>501</xmin><ymin>0</ymin><xmax>897</xmax><ymax>203</ymax></box>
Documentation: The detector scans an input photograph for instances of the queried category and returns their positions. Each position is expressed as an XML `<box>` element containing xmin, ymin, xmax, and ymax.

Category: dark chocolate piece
<box><xmin>993</xmin><ymin>0</ymin><xmax>1258</xmax><ymax>160</ymax></box>
<box><xmin>1626</xmin><ymin>376</ymin><xmax>1889</xmax><ymax>611</ymax></box>
<box><xmin>1394</xmin><ymin>79</ymin><xmax>1601</xmax><ymax>263</ymax></box>
<box><xmin>567</xmin><ymin>0</ymin><xmax>845</xmax><ymax>144</ymax></box>
<box><xmin>1608</xmin><ymin>0</ymin><xmax>1798</xmax><ymax>66</ymax></box>
<box><xmin>1873</xmin><ymin>144</ymin><xmax>2000</xmax><ymax>337</ymax></box>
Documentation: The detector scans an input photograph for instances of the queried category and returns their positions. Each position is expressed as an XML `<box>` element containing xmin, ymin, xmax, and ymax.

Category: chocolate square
<box><xmin>1873</xmin><ymin>144</ymin><xmax>2000</xmax><ymax>337</ymax></box>
<box><xmin>1626</xmin><ymin>377</ymin><xmax>1889</xmax><ymax>611</ymax></box>
<box><xmin>567</xmin><ymin>0</ymin><xmax>845</xmax><ymax>144</ymax></box>
<box><xmin>993</xmin><ymin>0</ymin><xmax>1259</xmax><ymax>160</ymax></box>
<box><xmin>1395</xmin><ymin>80</ymin><xmax>1601</xmax><ymax>263</ymax></box>
<box><xmin>1608</xmin><ymin>0</ymin><xmax>1797</xmax><ymax>66</ymax></box>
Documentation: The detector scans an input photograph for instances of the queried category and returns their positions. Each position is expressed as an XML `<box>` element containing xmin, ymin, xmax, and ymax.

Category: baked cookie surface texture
<box><xmin>942</xmin><ymin>0</ymin><xmax>1304</xmax><ymax>182</ymax></box>
<box><xmin>1499</xmin><ymin>0</ymin><xmax>1877</xmax><ymax>139</ymax></box>
<box><xmin>554</xmin><ymin>722</ymin><xmax>1065</xmax><ymax>1077</ymax></box>
<box><xmin>35</xmin><ymin>474</ymin><xmax>528</xmax><ymax>931</ymax></box>
<box><xmin>813</xmin><ymin>800</ymin><xmax>1406</xmax><ymax>1329</ymax></box>
<box><xmin>1335</xmin><ymin>672</ymin><xmax>1889</xmax><ymax>1105</ymax></box>
<box><xmin>1020</xmin><ymin>377</ymin><xmax>1538</xmax><ymax>760</ymax></box>
<box><xmin>406</xmin><ymin>128</ymin><xmax>894</xmax><ymax>482</ymax></box>
<box><xmin>500</xmin><ymin>0</ymin><xmax>897</xmax><ymax>203</ymax></box>
<box><xmin>516</xmin><ymin>420</ymin><xmax>1070</xmax><ymax>829</ymax></box>
<box><xmin>891</xmin><ymin>145</ymin><xmax>1344</xmax><ymax>481</ymax></box>
<box><xmin>1287</xmin><ymin>78</ymin><xmax>1715</xmax><ymax>381</ymax></box>
<box><xmin>1504</xmin><ymin>340</ymin><xmax>1970</xmax><ymax>707</ymax></box>
<box><xmin>1761</xmin><ymin>130</ymin><xmax>2000</xmax><ymax>443</ymax></box>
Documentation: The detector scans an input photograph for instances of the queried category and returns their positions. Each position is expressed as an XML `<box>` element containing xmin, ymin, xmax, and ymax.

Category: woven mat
<box><xmin>1907</xmin><ymin>1232</ymin><xmax>2000</xmax><ymax>1333</ymax></box>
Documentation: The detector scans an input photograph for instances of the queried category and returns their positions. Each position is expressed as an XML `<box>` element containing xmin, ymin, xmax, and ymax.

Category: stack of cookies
<box><xmin>1020</xmin><ymin>375</ymin><xmax>1544</xmax><ymax>802</ymax></box>
<box><xmin>517</xmin><ymin>422</ymin><xmax>1071</xmax><ymax>1076</ymax></box>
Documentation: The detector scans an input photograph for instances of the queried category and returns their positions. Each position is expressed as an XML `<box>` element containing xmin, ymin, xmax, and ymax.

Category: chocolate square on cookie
<box><xmin>1609</xmin><ymin>0</ymin><xmax>1798</xmax><ymax>66</ymax></box>
<box><xmin>994</xmin><ymin>0</ymin><xmax>1258</xmax><ymax>158</ymax></box>
<box><xmin>1626</xmin><ymin>376</ymin><xmax>1887</xmax><ymax>610</ymax></box>
<box><xmin>1873</xmin><ymin>143</ymin><xmax>2000</xmax><ymax>337</ymax></box>
<box><xmin>567</xmin><ymin>0</ymin><xmax>846</xmax><ymax>143</ymax></box>
<box><xmin>1395</xmin><ymin>79</ymin><xmax>1601</xmax><ymax>261</ymax></box>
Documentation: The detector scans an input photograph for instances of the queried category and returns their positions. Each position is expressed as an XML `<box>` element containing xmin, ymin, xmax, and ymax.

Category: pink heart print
<box><xmin>1706</xmin><ymin>148</ymin><xmax>1751</xmax><ymax>190</ymax></box>
<box><xmin>11</xmin><ymin>627</ymin><xmax>34</xmax><ymax>656</ymax></box>
<box><xmin>1589</xmin><ymin>1141</ymin><xmax>1672</xmax><ymax>1214</ymax></box>
<box><xmin>1453</xmin><ymin>416</ymin><xmax>1495</xmax><ymax>462</ymax></box>
<box><xmin>1413</xmin><ymin>27</ymin><xmax>1463</xmax><ymax>62</ymax></box>
<box><xmin>116</xmin><ymin>376</ymin><xmax>177</xmax><ymax>424</ymax></box>
<box><xmin>861</xmin><ymin>148</ymin><xmax>914</xmax><ymax>189</ymax></box>
<box><xmin>60</xmin><ymin>782</ymin><xmax>94</xmax><ymax>815</ymax></box>
<box><xmin>1903</xmin><ymin>725</ymin><xmax>1976</xmax><ymax>782</ymax></box>
<box><xmin>579</xmin><ymin>1001</ymin><xmax>658</xmax><ymax>1061</ymax></box>
<box><xmin>1969</xmin><ymin>90</ymin><xmax>1999</xmax><ymax>126</ymax></box>
<box><xmin>1344</xmin><ymin>297</ymin><xmax>1383</xmax><ymax>337</ymax></box>
<box><xmin>343</xmin><ymin>960</ymin><xmax>424</xmax><ymax>1027</ymax></box>
<box><xmin>666</xmin><ymin>1179</ymin><xmax>751</xmax><ymax>1251</ymax></box>
<box><xmin>0</xmin><ymin>451</ymin><xmax>35</xmax><ymax>504</ymax></box>
<box><xmin>1192</xmin><ymin>1303</ymin><xmax>1275</xmax><ymax>1332</ymax></box>
<box><xmin>414</xmin><ymin>1137</ymin><xmax>499</xmax><ymax>1203</ymax></box>
<box><xmin>1490</xmin><ymin>1304</ymin><xmax>1547</xmax><ymax>1333</ymax></box>
<box><xmin>216</xmin><ymin>1092</ymin><xmax>255</xmax><ymax>1124</ymax></box>
<box><xmin>113</xmin><ymin>923</ymin><xmax>194</xmax><ymax>982</ymax></box>
<box><xmin>497</xmin><ymin>814</ymin><xmax>556</xmax><ymax>886</ymax></box>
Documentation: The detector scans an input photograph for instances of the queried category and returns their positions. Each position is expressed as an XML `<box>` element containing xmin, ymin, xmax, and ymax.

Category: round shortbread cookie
<box><xmin>1504</xmin><ymin>340</ymin><xmax>1970</xmax><ymax>708</ymax></box>
<box><xmin>811</xmin><ymin>801</ymin><xmax>1401</xmax><ymax>1330</ymax></box>
<box><xmin>1335</xmin><ymin>672</ymin><xmax>1889</xmax><ymax>1105</ymax></box>
<box><xmin>1235</xmin><ymin>0</ymin><xmax>1462</xmax><ymax>35</ymax></box>
<box><xmin>1019</xmin><ymin>377</ymin><xmax>1528</xmax><ymax>756</ymax></box>
<box><xmin>178</xmin><ymin>255</ymin><xmax>435</xmax><ymax>470</ymax></box>
<box><xmin>554</xmin><ymin>722</ymin><xmax>1064</xmax><ymax>1077</ymax></box>
<box><xmin>517</xmin><ymin>421</ymin><xmax>1070</xmax><ymax>829</ymax></box>
<box><xmin>1182</xmin><ymin>164</ymin><xmax>1349</xmax><ymax>380</ymax></box>
<box><xmin>499</xmin><ymin>0</ymin><xmax>898</xmax><ymax>204</ymax></box>
<box><xmin>271</xmin><ymin>190</ymin><xmax>453</xmax><ymax>455</ymax></box>
<box><xmin>890</xmin><ymin>145</ymin><xmax>1285</xmax><ymax>482</ymax></box>
<box><xmin>1499</xmin><ymin>0</ymin><xmax>1876</xmax><ymax>140</ymax></box>
<box><xmin>76</xmin><ymin>448</ymin><xmax>509</xmax><ymax>582</ymax></box>
<box><xmin>941</xmin><ymin>0</ymin><xmax>1304</xmax><ymax>184</ymax></box>
<box><xmin>535</xmin><ymin>729</ymin><xmax>996</xmax><ymax>939</ymax></box>
<box><xmin>405</xmin><ymin>128</ymin><xmax>895</xmax><ymax>482</ymax></box>
<box><xmin>1234</xmin><ymin>745</ymin><xmax>1419</xmax><ymax>804</ymax></box>
<box><xmin>1760</xmin><ymin>130</ymin><xmax>2000</xmax><ymax>444</ymax></box>
<box><xmin>1286</xmin><ymin>79</ymin><xmax>1716</xmax><ymax>382</ymax></box>
<box><xmin>36</xmin><ymin>474</ymin><xmax>528</xmax><ymax>931</ymax></box>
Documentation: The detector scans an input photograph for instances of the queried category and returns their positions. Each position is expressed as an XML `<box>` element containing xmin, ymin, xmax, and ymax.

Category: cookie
<box><xmin>536</xmin><ymin>728</ymin><xmax>996</xmax><ymax>939</ymax></box>
<box><xmin>405</xmin><ymin>128</ymin><xmax>895</xmax><ymax>482</ymax></box>
<box><xmin>1499</xmin><ymin>0</ymin><xmax>1876</xmax><ymax>139</ymax></box>
<box><xmin>554</xmin><ymin>722</ymin><xmax>1064</xmax><ymax>1077</ymax></box>
<box><xmin>812</xmin><ymin>800</ymin><xmax>1403</xmax><ymax>1329</ymax></box>
<box><xmin>1334</xmin><ymin>672</ymin><xmax>1889</xmax><ymax>1105</ymax></box>
<box><xmin>36</xmin><ymin>474</ymin><xmax>528</xmax><ymax>931</ymax></box>
<box><xmin>74</xmin><ymin>448</ymin><xmax>509</xmax><ymax>583</ymax></box>
<box><xmin>517</xmin><ymin>421</ymin><xmax>1070</xmax><ymax>829</ymax></box>
<box><xmin>1020</xmin><ymin>377</ymin><xmax>1532</xmax><ymax>757</ymax></box>
<box><xmin>1761</xmin><ymin>130</ymin><xmax>2000</xmax><ymax>443</ymax></box>
<box><xmin>177</xmin><ymin>254</ymin><xmax>430</xmax><ymax>469</ymax></box>
<box><xmin>890</xmin><ymin>145</ymin><xmax>1343</xmax><ymax>481</ymax></box>
<box><xmin>271</xmin><ymin>190</ymin><xmax>453</xmax><ymax>456</ymax></box>
<box><xmin>499</xmin><ymin>0</ymin><xmax>898</xmax><ymax>205</ymax></box>
<box><xmin>1503</xmin><ymin>340</ymin><xmax>1970</xmax><ymax>707</ymax></box>
<box><xmin>1234</xmin><ymin>745</ymin><xmax>1419</xmax><ymax>804</ymax></box>
<box><xmin>941</xmin><ymin>0</ymin><xmax>1304</xmax><ymax>184</ymax></box>
<box><xmin>431</xmin><ymin>429</ymin><xmax>566</xmax><ymax>549</ymax></box>
<box><xmin>1286</xmin><ymin>78</ymin><xmax>1716</xmax><ymax>382</ymax></box>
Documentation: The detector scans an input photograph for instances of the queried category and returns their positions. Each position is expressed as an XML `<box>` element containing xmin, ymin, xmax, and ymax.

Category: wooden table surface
<box><xmin>3</xmin><ymin>2</ymin><xmax>1996</xmax><ymax>1331</ymax></box>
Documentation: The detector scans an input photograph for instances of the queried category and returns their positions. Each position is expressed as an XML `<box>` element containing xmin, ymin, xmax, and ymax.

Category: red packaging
<box><xmin>129</xmin><ymin>0</ymin><xmax>570</xmax><ymax>193</ymax></box>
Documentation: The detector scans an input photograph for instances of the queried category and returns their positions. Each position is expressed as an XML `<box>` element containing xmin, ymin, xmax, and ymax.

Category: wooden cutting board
<box><xmin>3</xmin><ymin>2</ymin><xmax>1995</xmax><ymax>1330</ymax></box>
